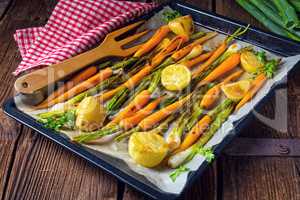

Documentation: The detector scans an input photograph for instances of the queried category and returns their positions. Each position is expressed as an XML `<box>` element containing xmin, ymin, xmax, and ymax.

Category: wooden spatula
<box><xmin>15</xmin><ymin>21</ymin><xmax>148</xmax><ymax>94</ymax></box>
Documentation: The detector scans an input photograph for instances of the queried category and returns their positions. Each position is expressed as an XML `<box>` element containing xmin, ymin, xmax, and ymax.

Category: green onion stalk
<box><xmin>168</xmin><ymin>101</ymin><xmax>234</xmax><ymax>168</ymax></box>
<box><xmin>271</xmin><ymin>0</ymin><xmax>299</xmax><ymax>29</ymax></box>
<box><xmin>250</xmin><ymin>0</ymin><xmax>300</xmax><ymax>36</ymax></box>
<box><xmin>236</xmin><ymin>0</ymin><xmax>300</xmax><ymax>41</ymax></box>
<box><xmin>289</xmin><ymin>0</ymin><xmax>300</xmax><ymax>13</ymax></box>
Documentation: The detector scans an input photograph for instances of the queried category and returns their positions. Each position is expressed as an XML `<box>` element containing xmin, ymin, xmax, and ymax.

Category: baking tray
<box><xmin>3</xmin><ymin>1</ymin><xmax>300</xmax><ymax>199</ymax></box>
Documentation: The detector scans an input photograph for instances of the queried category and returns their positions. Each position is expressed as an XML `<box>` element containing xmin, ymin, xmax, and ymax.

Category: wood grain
<box><xmin>3</xmin><ymin>128</ymin><xmax>118</xmax><ymax>200</ymax></box>
<box><xmin>0</xmin><ymin>0</ymin><xmax>300</xmax><ymax>200</ymax></box>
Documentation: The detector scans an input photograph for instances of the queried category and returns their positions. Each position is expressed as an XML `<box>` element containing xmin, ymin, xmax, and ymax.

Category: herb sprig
<box><xmin>38</xmin><ymin>110</ymin><xmax>76</xmax><ymax>131</ymax></box>
<box><xmin>162</xmin><ymin>10</ymin><xmax>182</xmax><ymax>23</ymax></box>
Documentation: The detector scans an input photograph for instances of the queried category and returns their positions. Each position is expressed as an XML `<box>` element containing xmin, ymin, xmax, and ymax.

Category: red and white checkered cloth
<box><xmin>13</xmin><ymin>0</ymin><xmax>157</xmax><ymax>75</ymax></box>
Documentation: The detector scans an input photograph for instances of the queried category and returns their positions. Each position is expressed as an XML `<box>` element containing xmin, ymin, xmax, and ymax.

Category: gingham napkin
<box><xmin>13</xmin><ymin>0</ymin><xmax>157</xmax><ymax>75</ymax></box>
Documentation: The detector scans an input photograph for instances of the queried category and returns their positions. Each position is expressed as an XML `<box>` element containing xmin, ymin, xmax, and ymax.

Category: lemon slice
<box><xmin>161</xmin><ymin>64</ymin><xmax>191</xmax><ymax>91</ymax></box>
<box><xmin>241</xmin><ymin>51</ymin><xmax>263</xmax><ymax>73</ymax></box>
<box><xmin>221</xmin><ymin>80</ymin><xmax>251</xmax><ymax>101</ymax></box>
<box><xmin>129</xmin><ymin>131</ymin><xmax>169</xmax><ymax>168</ymax></box>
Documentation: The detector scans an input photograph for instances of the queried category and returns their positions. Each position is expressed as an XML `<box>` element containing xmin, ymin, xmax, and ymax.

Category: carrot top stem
<box><xmin>225</xmin><ymin>24</ymin><xmax>250</xmax><ymax>44</ymax></box>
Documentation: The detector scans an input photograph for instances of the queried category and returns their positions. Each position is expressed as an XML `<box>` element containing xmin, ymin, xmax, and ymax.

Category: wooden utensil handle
<box><xmin>15</xmin><ymin>46</ymin><xmax>110</xmax><ymax>94</ymax></box>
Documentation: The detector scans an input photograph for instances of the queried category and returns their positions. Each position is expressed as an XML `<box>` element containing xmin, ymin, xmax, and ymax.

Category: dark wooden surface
<box><xmin>0</xmin><ymin>0</ymin><xmax>299</xmax><ymax>200</ymax></box>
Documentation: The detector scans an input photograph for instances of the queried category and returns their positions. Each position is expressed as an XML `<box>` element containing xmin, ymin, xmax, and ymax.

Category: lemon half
<box><xmin>221</xmin><ymin>80</ymin><xmax>251</xmax><ymax>101</ymax></box>
<box><xmin>161</xmin><ymin>64</ymin><xmax>191</xmax><ymax>91</ymax></box>
<box><xmin>241</xmin><ymin>51</ymin><xmax>263</xmax><ymax>73</ymax></box>
<box><xmin>128</xmin><ymin>131</ymin><xmax>169</xmax><ymax>168</ymax></box>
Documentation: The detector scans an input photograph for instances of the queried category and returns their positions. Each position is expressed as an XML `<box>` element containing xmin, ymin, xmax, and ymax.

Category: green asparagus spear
<box><xmin>168</xmin><ymin>103</ymin><xmax>234</xmax><ymax>168</ymax></box>
<box><xmin>106</xmin><ymin>88</ymin><xmax>129</xmax><ymax>113</ymax></box>
<box><xmin>73</xmin><ymin>125</ymin><xmax>121</xmax><ymax>143</ymax></box>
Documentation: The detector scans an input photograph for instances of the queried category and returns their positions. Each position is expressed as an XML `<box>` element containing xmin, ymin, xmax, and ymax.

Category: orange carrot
<box><xmin>123</xmin><ymin>65</ymin><xmax>152</xmax><ymax>89</ymax></box>
<box><xmin>200</xmin><ymin>53</ymin><xmax>241</xmax><ymax>84</ymax></box>
<box><xmin>124</xmin><ymin>36</ymin><xmax>186</xmax><ymax>89</ymax></box>
<box><xmin>98</xmin><ymin>85</ymin><xmax>125</xmax><ymax>102</ymax></box>
<box><xmin>151</xmin><ymin>35</ymin><xmax>188</xmax><ymax>67</ymax></box>
<box><xmin>200</xmin><ymin>69</ymin><xmax>244</xmax><ymax>109</ymax></box>
<box><xmin>39</xmin><ymin>66</ymin><xmax>97</xmax><ymax>104</ymax></box>
<box><xmin>171</xmin><ymin>32</ymin><xmax>217</xmax><ymax>61</ymax></box>
<box><xmin>182</xmin><ymin>52</ymin><xmax>213</xmax><ymax>68</ymax></box>
<box><xmin>191</xmin><ymin>32</ymin><xmax>218</xmax><ymax>46</ymax></box>
<box><xmin>110</xmin><ymin>90</ymin><xmax>152</xmax><ymax>125</ymax></box>
<box><xmin>134</xmin><ymin>25</ymin><xmax>170</xmax><ymax>58</ymax></box>
<box><xmin>176</xmin><ymin>115</ymin><xmax>212</xmax><ymax>153</ymax></box>
<box><xmin>120</xmin><ymin>97</ymin><xmax>162</xmax><ymax>130</ymax></box>
<box><xmin>37</xmin><ymin>68</ymin><xmax>113</xmax><ymax>109</ymax></box>
<box><xmin>192</xmin><ymin>42</ymin><xmax>227</xmax><ymax>77</ymax></box>
<box><xmin>138</xmin><ymin>94</ymin><xmax>192</xmax><ymax>130</ymax></box>
<box><xmin>235</xmin><ymin>73</ymin><xmax>267</xmax><ymax>111</ymax></box>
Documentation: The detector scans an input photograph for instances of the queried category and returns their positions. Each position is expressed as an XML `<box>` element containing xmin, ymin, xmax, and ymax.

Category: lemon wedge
<box><xmin>241</xmin><ymin>51</ymin><xmax>263</xmax><ymax>73</ymax></box>
<box><xmin>128</xmin><ymin>131</ymin><xmax>169</xmax><ymax>168</ymax></box>
<box><xmin>221</xmin><ymin>80</ymin><xmax>251</xmax><ymax>101</ymax></box>
<box><xmin>161</xmin><ymin>64</ymin><xmax>191</xmax><ymax>91</ymax></box>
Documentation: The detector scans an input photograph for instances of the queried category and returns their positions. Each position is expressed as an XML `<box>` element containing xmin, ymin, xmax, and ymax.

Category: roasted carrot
<box><xmin>176</xmin><ymin>115</ymin><xmax>212</xmax><ymax>152</ymax></box>
<box><xmin>123</xmin><ymin>65</ymin><xmax>152</xmax><ymax>89</ymax></box>
<box><xmin>200</xmin><ymin>69</ymin><xmax>244</xmax><ymax>109</ymax></box>
<box><xmin>199</xmin><ymin>53</ymin><xmax>241</xmax><ymax>84</ymax></box>
<box><xmin>123</xmin><ymin>36</ymin><xmax>186</xmax><ymax>90</ymax></box>
<box><xmin>191</xmin><ymin>32</ymin><xmax>218</xmax><ymax>46</ymax></box>
<box><xmin>192</xmin><ymin>42</ymin><xmax>227</xmax><ymax>78</ymax></box>
<box><xmin>138</xmin><ymin>94</ymin><xmax>192</xmax><ymax>130</ymax></box>
<box><xmin>151</xmin><ymin>35</ymin><xmax>188</xmax><ymax>67</ymax></box>
<box><xmin>36</xmin><ymin>68</ymin><xmax>113</xmax><ymax>109</ymax></box>
<box><xmin>182</xmin><ymin>52</ymin><xmax>213</xmax><ymax>68</ymax></box>
<box><xmin>235</xmin><ymin>73</ymin><xmax>267</xmax><ymax>111</ymax></box>
<box><xmin>176</xmin><ymin>99</ymin><xmax>233</xmax><ymax>153</ymax></box>
<box><xmin>171</xmin><ymin>32</ymin><xmax>218</xmax><ymax>61</ymax></box>
<box><xmin>134</xmin><ymin>25</ymin><xmax>170</xmax><ymax>58</ymax></box>
<box><xmin>120</xmin><ymin>97</ymin><xmax>163</xmax><ymax>130</ymax></box>
<box><xmin>109</xmin><ymin>90</ymin><xmax>152</xmax><ymax>125</ymax></box>
<box><xmin>39</xmin><ymin>66</ymin><xmax>97</xmax><ymax>105</ymax></box>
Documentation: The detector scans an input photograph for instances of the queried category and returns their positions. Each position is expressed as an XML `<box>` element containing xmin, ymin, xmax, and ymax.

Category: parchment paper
<box><xmin>14</xmin><ymin>7</ymin><xmax>300</xmax><ymax>194</ymax></box>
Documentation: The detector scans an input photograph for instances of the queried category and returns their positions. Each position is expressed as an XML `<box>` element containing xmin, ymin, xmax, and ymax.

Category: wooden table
<box><xmin>1</xmin><ymin>0</ymin><xmax>300</xmax><ymax>199</ymax></box>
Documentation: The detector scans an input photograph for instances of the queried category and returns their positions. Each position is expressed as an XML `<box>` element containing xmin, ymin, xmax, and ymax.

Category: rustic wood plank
<box><xmin>215</xmin><ymin>0</ymin><xmax>265</xmax><ymax>30</ymax></box>
<box><xmin>0</xmin><ymin>0</ymin><xmax>27</xmax><ymax>198</ymax></box>
<box><xmin>222</xmin><ymin>157</ymin><xmax>300</xmax><ymax>200</ymax></box>
<box><xmin>3</xmin><ymin>128</ymin><xmax>119</xmax><ymax>200</ymax></box>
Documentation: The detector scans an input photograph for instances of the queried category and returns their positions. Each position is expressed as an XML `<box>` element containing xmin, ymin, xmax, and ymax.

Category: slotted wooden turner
<box><xmin>15</xmin><ymin>21</ymin><xmax>147</xmax><ymax>94</ymax></box>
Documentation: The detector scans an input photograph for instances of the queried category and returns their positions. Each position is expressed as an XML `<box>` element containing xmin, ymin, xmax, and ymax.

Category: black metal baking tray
<box><xmin>3</xmin><ymin>1</ymin><xmax>300</xmax><ymax>199</ymax></box>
